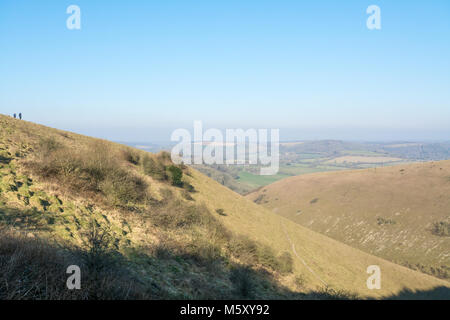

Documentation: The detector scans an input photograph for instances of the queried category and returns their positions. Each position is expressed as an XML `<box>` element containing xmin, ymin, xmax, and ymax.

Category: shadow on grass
<box><xmin>0</xmin><ymin>206</ymin><xmax>448</xmax><ymax>300</ymax></box>
<box><xmin>0</xmin><ymin>229</ymin><xmax>360</xmax><ymax>300</ymax></box>
<box><xmin>0</xmin><ymin>228</ymin><xmax>162</xmax><ymax>300</ymax></box>
<box><xmin>0</xmin><ymin>156</ymin><xmax>12</xmax><ymax>164</ymax></box>
<box><xmin>0</xmin><ymin>206</ymin><xmax>53</xmax><ymax>232</ymax></box>
<box><xmin>382</xmin><ymin>286</ymin><xmax>450</xmax><ymax>300</ymax></box>
<box><xmin>2</xmin><ymin>229</ymin><xmax>449</xmax><ymax>300</ymax></box>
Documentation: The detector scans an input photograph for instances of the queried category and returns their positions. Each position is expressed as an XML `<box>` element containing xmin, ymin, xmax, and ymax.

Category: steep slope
<box><xmin>247</xmin><ymin>161</ymin><xmax>450</xmax><ymax>280</ymax></box>
<box><xmin>0</xmin><ymin>114</ymin><xmax>449</xmax><ymax>299</ymax></box>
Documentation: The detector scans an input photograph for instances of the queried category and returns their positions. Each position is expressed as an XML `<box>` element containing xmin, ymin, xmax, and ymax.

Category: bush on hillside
<box><xmin>141</xmin><ymin>154</ymin><xmax>167</xmax><ymax>181</ymax></box>
<box><xmin>432</xmin><ymin>221</ymin><xmax>450</xmax><ymax>237</ymax></box>
<box><xmin>121</xmin><ymin>148</ymin><xmax>141</xmax><ymax>165</ymax></box>
<box><xmin>100</xmin><ymin>170</ymin><xmax>147</xmax><ymax>207</ymax></box>
<box><xmin>167</xmin><ymin>165</ymin><xmax>183</xmax><ymax>187</ymax></box>
<box><xmin>230</xmin><ymin>267</ymin><xmax>254</xmax><ymax>298</ymax></box>
<box><xmin>313</xmin><ymin>286</ymin><xmax>359</xmax><ymax>300</ymax></box>
<box><xmin>156</xmin><ymin>151</ymin><xmax>172</xmax><ymax>164</ymax></box>
<box><xmin>29</xmin><ymin>140</ymin><xmax>148</xmax><ymax>208</ymax></box>
<box><xmin>227</xmin><ymin>235</ymin><xmax>293</xmax><ymax>274</ymax></box>
<box><xmin>183</xmin><ymin>181</ymin><xmax>195</xmax><ymax>192</ymax></box>
<box><xmin>377</xmin><ymin>217</ymin><xmax>396</xmax><ymax>226</ymax></box>
<box><xmin>37</xmin><ymin>137</ymin><xmax>62</xmax><ymax>156</ymax></box>
<box><xmin>149</xmin><ymin>200</ymin><xmax>225</xmax><ymax>233</ymax></box>
<box><xmin>277</xmin><ymin>251</ymin><xmax>294</xmax><ymax>274</ymax></box>
<box><xmin>294</xmin><ymin>274</ymin><xmax>306</xmax><ymax>290</ymax></box>
<box><xmin>216</xmin><ymin>208</ymin><xmax>226</xmax><ymax>216</ymax></box>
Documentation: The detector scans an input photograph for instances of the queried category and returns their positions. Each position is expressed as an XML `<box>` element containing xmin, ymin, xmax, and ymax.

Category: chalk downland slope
<box><xmin>0</xmin><ymin>114</ymin><xmax>448</xmax><ymax>299</ymax></box>
<box><xmin>247</xmin><ymin>162</ymin><xmax>450</xmax><ymax>281</ymax></box>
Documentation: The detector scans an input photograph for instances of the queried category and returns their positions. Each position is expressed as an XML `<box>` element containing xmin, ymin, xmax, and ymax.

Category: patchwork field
<box><xmin>326</xmin><ymin>156</ymin><xmax>404</xmax><ymax>164</ymax></box>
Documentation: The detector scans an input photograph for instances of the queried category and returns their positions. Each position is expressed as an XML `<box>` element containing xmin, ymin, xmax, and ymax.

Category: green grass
<box><xmin>289</xmin><ymin>153</ymin><xmax>323</xmax><ymax>159</ymax></box>
<box><xmin>342</xmin><ymin>150</ymin><xmax>385</xmax><ymax>156</ymax></box>
<box><xmin>296</xmin><ymin>158</ymin><xmax>327</xmax><ymax>163</ymax></box>
<box><xmin>237</xmin><ymin>171</ymin><xmax>291</xmax><ymax>188</ymax></box>
<box><xmin>235</xmin><ymin>163</ymin><xmax>349</xmax><ymax>189</ymax></box>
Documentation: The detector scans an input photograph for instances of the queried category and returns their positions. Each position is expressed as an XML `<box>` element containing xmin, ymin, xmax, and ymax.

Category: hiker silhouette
<box><xmin>19</xmin><ymin>113</ymin><xmax>22</xmax><ymax>120</ymax></box>
<box><xmin>13</xmin><ymin>113</ymin><xmax>16</xmax><ymax>119</ymax></box>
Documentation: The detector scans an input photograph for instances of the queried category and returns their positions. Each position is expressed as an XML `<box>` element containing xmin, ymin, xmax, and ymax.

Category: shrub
<box><xmin>227</xmin><ymin>235</ymin><xmax>258</xmax><ymax>265</ymax></box>
<box><xmin>314</xmin><ymin>286</ymin><xmax>359</xmax><ymax>300</ymax></box>
<box><xmin>294</xmin><ymin>274</ymin><xmax>306</xmax><ymax>290</ymax></box>
<box><xmin>156</xmin><ymin>151</ymin><xmax>172</xmax><ymax>165</ymax></box>
<box><xmin>142</xmin><ymin>155</ymin><xmax>167</xmax><ymax>181</ymax></box>
<box><xmin>81</xmin><ymin>220</ymin><xmax>114</xmax><ymax>269</ymax></box>
<box><xmin>187</xmin><ymin>237</ymin><xmax>223</xmax><ymax>266</ymax></box>
<box><xmin>37</xmin><ymin>137</ymin><xmax>62</xmax><ymax>156</ymax></box>
<box><xmin>182</xmin><ymin>190</ymin><xmax>194</xmax><ymax>201</ymax></box>
<box><xmin>183</xmin><ymin>182</ymin><xmax>195</xmax><ymax>193</ymax></box>
<box><xmin>227</xmin><ymin>235</ymin><xmax>293</xmax><ymax>274</ymax></box>
<box><xmin>216</xmin><ymin>208</ymin><xmax>227</xmax><ymax>216</ymax></box>
<box><xmin>230</xmin><ymin>267</ymin><xmax>254</xmax><ymax>298</ymax></box>
<box><xmin>253</xmin><ymin>194</ymin><xmax>265</xmax><ymax>204</ymax></box>
<box><xmin>29</xmin><ymin>141</ymin><xmax>148</xmax><ymax>208</ymax></box>
<box><xmin>257</xmin><ymin>246</ymin><xmax>280</xmax><ymax>271</ymax></box>
<box><xmin>277</xmin><ymin>252</ymin><xmax>294</xmax><ymax>274</ymax></box>
<box><xmin>432</xmin><ymin>221</ymin><xmax>450</xmax><ymax>237</ymax></box>
<box><xmin>167</xmin><ymin>165</ymin><xmax>183</xmax><ymax>187</ymax></box>
<box><xmin>149</xmin><ymin>200</ymin><xmax>203</xmax><ymax>229</ymax></box>
<box><xmin>100</xmin><ymin>169</ymin><xmax>147</xmax><ymax>207</ymax></box>
<box><xmin>377</xmin><ymin>217</ymin><xmax>396</xmax><ymax>226</ymax></box>
<box><xmin>121</xmin><ymin>148</ymin><xmax>140</xmax><ymax>165</ymax></box>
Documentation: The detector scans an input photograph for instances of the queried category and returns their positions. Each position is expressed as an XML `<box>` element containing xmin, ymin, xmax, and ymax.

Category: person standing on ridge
<box><xmin>13</xmin><ymin>113</ymin><xmax>16</xmax><ymax>119</ymax></box>
<box><xmin>19</xmin><ymin>113</ymin><xmax>22</xmax><ymax>120</ymax></box>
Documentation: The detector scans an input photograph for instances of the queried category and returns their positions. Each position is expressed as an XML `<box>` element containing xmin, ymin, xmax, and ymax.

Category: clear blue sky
<box><xmin>1</xmin><ymin>0</ymin><xmax>449</xmax><ymax>141</ymax></box>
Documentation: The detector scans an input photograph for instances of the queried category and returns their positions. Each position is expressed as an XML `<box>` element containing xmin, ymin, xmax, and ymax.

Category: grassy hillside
<box><xmin>247</xmin><ymin>162</ymin><xmax>450</xmax><ymax>281</ymax></box>
<box><xmin>0</xmin><ymin>114</ymin><xmax>449</xmax><ymax>299</ymax></box>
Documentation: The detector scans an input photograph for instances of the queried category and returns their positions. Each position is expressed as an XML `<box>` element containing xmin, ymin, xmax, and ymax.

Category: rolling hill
<box><xmin>247</xmin><ymin>161</ymin><xmax>450</xmax><ymax>281</ymax></box>
<box><xmin>0</xmin><ymin>113</ymin><xmax>449</xmax><ymax>299</ymax></box>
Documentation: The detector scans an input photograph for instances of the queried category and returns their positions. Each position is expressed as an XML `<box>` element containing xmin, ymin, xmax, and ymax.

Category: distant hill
<box><xmin>192</xmin><ymin>140</ymin><xmax>450</xmax><ymax>195</ymax></box>
<box><xmin>0</xmin><ymin>114</ymin><xmax>449</xmax><ymax>299</ymax></box>
<box><xmin>247</xmin><ymin>161</ymin><xmax>450</xmax><ymax>281</ymax></box>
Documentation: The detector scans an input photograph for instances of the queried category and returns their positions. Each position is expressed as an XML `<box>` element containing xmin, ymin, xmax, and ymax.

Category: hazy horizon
<box><xmin>41</xmin><ymin>122</ymin><xmax>450</xmax><ymax>143</ymax></box>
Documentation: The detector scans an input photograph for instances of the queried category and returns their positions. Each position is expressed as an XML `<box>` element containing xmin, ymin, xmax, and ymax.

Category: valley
<box><xmin>1</xmin><ymin>114</ymin><xmax>449</xmax><ymax>299</ymax></box>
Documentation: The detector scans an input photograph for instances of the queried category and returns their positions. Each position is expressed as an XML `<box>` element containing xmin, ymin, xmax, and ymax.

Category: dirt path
<box><xmin>280</xmin><ymin>220</ymin><xmax>328</xmax><ymax>286</ymax></box>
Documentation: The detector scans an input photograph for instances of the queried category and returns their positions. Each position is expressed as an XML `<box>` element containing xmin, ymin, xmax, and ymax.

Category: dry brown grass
<box><xmin>26</xmin><ymin>139</ymin><xmax>149</xmax><ymax>209</ymax></box>
<box><xmin>191</xmin><ymin>166</ymin><xmax>450</xmax><ymax>298</ymax></box>
<box><xmin>247</xmin><ymin>161</ymin><xmax>450</xmax><ymax>280</ymax></box>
